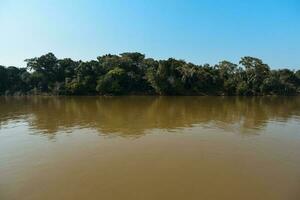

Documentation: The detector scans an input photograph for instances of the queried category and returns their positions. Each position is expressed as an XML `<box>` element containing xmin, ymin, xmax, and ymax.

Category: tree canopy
<box><xmin>0</xmin><ymin>53</ymin><xmax>299</xmax><ymax>96</ymax></box>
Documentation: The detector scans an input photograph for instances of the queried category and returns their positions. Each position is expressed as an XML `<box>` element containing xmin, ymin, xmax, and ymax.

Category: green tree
<box><xmin>96</xmin><ymin>67</ymin><xmax>128</xmax><ymax>95</ymax></box>
<box><xmin>239</xmin><ymin>57</ymin><xmax>270</xmax><ymax>95</ymax></box>
<box><xmin>217</xmin><ymin>61</ymin><xmax>238</xmax><ymax>95</ymax></box>
<box><xmin>25</xmin><ymin>53</ymin><xmax>58</xmax><ymax>92</ymax></box>
<box><xmin>0</xmin><ymin>65</ymin><xmax>7</xmax><ymax>94</ymax></box>
<box><xmin>146</xmin><ymin>59</ymin><xmax>186</xmax><ymax>95</ymax></box>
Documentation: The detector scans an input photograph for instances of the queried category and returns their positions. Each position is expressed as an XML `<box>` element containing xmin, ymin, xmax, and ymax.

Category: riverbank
<box><xmin>1</xmin><ymin>53</ymin><xmax>299</xmax><ymax>96</ymax></box>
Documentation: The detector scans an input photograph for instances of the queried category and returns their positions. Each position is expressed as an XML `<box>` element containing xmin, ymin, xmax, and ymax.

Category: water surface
<box><xmin>1</xmin><ymin>96</ymin><xmax>300</xmax><ymax>200</ymax></box>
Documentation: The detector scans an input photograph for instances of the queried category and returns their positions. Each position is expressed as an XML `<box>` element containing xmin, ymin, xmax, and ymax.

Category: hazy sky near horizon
<box><xmin>0</xmin><ymin>0</ymin><xmax>299</xmax><ymax>69</ymax></box>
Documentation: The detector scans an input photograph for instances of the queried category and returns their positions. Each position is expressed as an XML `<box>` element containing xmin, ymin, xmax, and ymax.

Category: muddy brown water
<box><xmin>1</xmin><ymin>96</ymin><xmax>300</xmax><ymax>200</ymax></box>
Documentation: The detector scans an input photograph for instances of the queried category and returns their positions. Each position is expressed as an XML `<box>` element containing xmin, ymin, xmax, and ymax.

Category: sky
<box><xmin>0</xmin><ymin>0</ymin><xmax>299</xmax><ymax>69</ymax></box>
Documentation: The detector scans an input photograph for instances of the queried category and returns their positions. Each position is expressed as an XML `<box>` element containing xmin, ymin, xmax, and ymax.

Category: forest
<box><xmin>0</xmin><ymin>52</ymin><xmax>299</xmax><ymax>96</ymax></box>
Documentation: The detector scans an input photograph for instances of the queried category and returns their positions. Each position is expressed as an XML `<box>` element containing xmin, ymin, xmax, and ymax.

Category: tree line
<box><xmin>0</xmin><ymin>52</ymin><xmax>299</xmax><ymax>96</ymax></box>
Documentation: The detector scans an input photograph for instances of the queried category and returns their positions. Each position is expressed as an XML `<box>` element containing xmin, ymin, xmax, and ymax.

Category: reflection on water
<box><xmin>0</xmin><ymin>96</ymin><xmax>300</xmax><ymax>137</ymax></box>
<box><xmin>1</xmin><ymin>96</ymin><xmax>300</xmax><ymax>200</ymax></box>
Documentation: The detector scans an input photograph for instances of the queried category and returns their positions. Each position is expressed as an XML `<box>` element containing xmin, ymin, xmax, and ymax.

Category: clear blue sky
<box><xmin>0</xmin><ymin>0</ymin><xmax>299</xmax><ymax>69</ymax></box>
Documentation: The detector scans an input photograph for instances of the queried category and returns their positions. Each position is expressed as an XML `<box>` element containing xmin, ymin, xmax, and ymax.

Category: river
<box><xmin>1</xmin><ymin>96</ymin><xmax>300</xmax><ymax>200</ymax></box>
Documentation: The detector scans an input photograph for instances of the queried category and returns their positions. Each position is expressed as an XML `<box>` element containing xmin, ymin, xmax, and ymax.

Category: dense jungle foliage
<box><xmin>0</xmin><ymin>52</ymin><xmax>299</xmax><ymax>95</ymax></box>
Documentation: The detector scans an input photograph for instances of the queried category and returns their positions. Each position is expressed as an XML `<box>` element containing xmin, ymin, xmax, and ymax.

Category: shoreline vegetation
<box><xmin>1</xmin><ymin>52</ymin><xmax>299</xmax><ymax>96</ymax></box>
